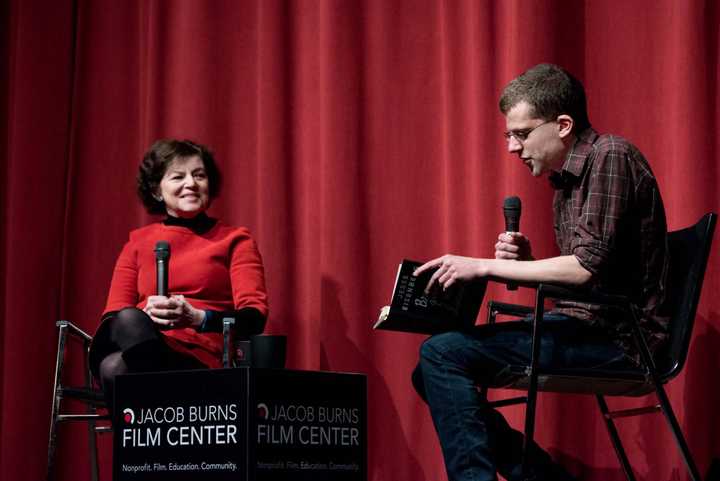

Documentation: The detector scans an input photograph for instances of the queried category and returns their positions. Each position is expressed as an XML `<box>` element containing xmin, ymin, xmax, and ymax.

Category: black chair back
<box><xmin>657</xmin><ymin>213</ymin><xmax>716</xmax><ymax>380</ymax></box>
<box><xmin>481</xmin><ymin>214</ymin><xmax>716</xmax><ymax>481</ymax></box>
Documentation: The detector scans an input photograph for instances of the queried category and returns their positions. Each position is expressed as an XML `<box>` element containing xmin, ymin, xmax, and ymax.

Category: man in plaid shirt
<box><xmin>412</xmin><ymin>64</ymin><xmax>669</xmax><ymax>481</ymax></box>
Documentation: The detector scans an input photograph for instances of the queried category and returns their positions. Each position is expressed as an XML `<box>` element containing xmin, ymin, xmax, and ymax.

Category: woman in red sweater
<box><xmin>89</xmin><ymin>139</ymin><xmax>268</xmax><ymax>411</ymax></box>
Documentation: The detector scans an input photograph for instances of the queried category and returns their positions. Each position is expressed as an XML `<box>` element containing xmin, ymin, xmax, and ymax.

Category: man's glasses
<box><xmin>503</xmin><ymin>120</ymin><xmax>554</xmax><ymax>143</ymax></box>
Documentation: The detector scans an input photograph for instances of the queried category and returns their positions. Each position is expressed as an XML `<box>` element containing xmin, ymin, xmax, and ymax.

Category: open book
<box><xmin>374</xmin><ymin>259</ymin><xmax>487</xmax><ymax>335</ymax></box>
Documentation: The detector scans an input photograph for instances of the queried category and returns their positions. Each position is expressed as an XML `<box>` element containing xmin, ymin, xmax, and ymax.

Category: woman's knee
<box><xmin>110</xmin><ymin>307</ymin><xmax>154</xmax><ymax>339</ymax></box>
<box><xmin>116</xmin><ymin>307</ymin><xmax>151</xmax><ymax>324</ymax></box>
<box><xmin>98</xmin><ymin>351</ymin><xmax>128</xmax><ymax>385</ymax></box>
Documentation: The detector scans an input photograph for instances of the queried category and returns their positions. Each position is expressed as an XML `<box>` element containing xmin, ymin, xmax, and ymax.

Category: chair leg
<box><xmin>46</xmin><ymin>396</ymin><xmax>61</xmax><ymax>481</ymax></box>
<box><xmin>83</xmin><ymin>346</ymin><xmax>101</xmax><ymax>481</ymax></box>
<box><xmin>47</xmin><ymin>324</ymin><xmax>68</xmax><ymax>481</ymax></box>
<box><xmin>521</xmin><ymin>385</ymin><xmax>539</xmax><ymax>480</ymax></box>
<box><xmin>596</xmin><ymin>395</ymin><xmax>637</xmax><ymax>481</ymax></box>
<box><xmin>88</xmin><ymin>421</ymin><xmax>100</xmax><ymax>481</ymax></box>
<box><xmin>521</xmin><ymin>292</ymin><xmax>545</xmax><ymax>479</ymax></box>
<box><xmin>654</xmin><ymin>384</ymin><xmax>702</xmax><ymax>481</ymax></box>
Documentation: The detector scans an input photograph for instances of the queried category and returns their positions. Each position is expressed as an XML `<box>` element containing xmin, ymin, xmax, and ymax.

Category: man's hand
<box><xmin>413</xmin><ymin>254</ymin><xmax>487</xmax><ymax>293</ymax></box>
<box><xmin>144</xmin><ymin>295</ymin><xmax>205</xmax><ymax>329</ymax></box>
<box><xmin>495</xmin><ymin>232</ymin><xmax>533</xmax><ymax>260</ymax></box>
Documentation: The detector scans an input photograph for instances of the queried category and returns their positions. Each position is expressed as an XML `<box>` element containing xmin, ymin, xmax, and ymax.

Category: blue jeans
<box><xmin>412</xmin><ymin>314</ymin><xmax>634</xmax><ymax>481</ymax></box>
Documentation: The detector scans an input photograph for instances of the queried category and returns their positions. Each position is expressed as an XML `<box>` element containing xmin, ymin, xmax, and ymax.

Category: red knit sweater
<box><xmin>103</xmin><ymin>221</ymin><xmax>268</xmax><ymax>367</ymax></box>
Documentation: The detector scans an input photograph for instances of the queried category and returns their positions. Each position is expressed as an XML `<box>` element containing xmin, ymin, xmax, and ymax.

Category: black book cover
<box><xmin>374</xmin><ymin>259</ymin><xmax>487</xmax><ymax>335</ymax></box>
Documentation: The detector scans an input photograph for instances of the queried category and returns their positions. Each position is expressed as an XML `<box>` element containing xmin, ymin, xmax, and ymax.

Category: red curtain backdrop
<box><xmin>2</xmin><ymin>1</ymin><xmax>719</xmax><ymax>480</ymax></box>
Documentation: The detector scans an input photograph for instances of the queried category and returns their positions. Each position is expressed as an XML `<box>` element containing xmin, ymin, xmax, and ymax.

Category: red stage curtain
<box><xmin>2</xmin><ymin>1</ymin><xmax>719</xmax><ymax>480</ymax></box>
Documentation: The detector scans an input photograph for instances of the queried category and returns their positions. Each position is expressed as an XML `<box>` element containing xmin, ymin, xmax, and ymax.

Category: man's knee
<box><xmin>411</xmin><ymin>364</ymin><xmax>427</xmax><ymax>401</ymax></box>
<box><xmin>419</xmin><ymin>331</ymin><xmax>467</xmax><ymax>365</ymax></box>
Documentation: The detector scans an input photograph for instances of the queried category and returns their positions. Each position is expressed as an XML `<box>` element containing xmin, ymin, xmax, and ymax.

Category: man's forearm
<box><xmin>480</xmin><ymin>255</ymin><xmax>592</xmax><ymax>286</ymax></box>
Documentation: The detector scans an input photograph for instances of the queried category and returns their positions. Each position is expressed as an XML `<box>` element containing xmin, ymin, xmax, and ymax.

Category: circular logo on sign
<box><xmin>123</xmin><ymin>408</ymin><xmax>135</xmax><ymax>424</ymax></box>
<box><xmin>257</xmin><ymin>403</ymin><xmax>269</xmax><ymax>420</ymax></box>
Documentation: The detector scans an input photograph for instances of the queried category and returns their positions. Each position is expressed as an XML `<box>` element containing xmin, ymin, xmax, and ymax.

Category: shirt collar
<box><xmin>549</xmin><ymin>127</ymin><xmax>598</xmax><ymax>189</ymax></box>
<box><xmin>163</xmin><ymin>212</ymin><xmax>217</xmax><ymax>234</ymax></box>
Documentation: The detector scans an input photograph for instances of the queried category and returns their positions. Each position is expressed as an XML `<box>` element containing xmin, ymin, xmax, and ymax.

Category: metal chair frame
<box><xmin>47</xmin><ymin>317</ymin><xmax>242</xmax><ymax>481</ymax></box>
<box><xmin>47</xmin><ymin>320</ymin><xmax>110</xmax><ymax>481</ymax></box>
<box><xmin>481</xmin><ymin>213</ymin><xmax>716</xmax><ymax>481</ymax></box>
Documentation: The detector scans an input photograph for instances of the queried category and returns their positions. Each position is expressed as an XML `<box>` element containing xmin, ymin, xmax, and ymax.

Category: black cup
<box><xmin>250</xmin><ymin>335</ymin><xmax>287</xmax><ymax>368</ymax></box>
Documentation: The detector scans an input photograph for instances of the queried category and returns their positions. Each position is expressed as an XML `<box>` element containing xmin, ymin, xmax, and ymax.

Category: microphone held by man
<box><xmin>501</xmin><ymin>196</ymin><xmax>522</xmax><ymax>290</ymax></box>
<box><xmin>496</xmin><ymin>197</ymin><xmax>533</xmax><ymax>263</ymax></box>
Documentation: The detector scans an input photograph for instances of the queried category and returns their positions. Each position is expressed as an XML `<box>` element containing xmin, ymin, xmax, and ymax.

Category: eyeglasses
<box><xmin>503</xmin><ymin>120</ymin><xmax>554</xmax><ymax>143</ymax></box>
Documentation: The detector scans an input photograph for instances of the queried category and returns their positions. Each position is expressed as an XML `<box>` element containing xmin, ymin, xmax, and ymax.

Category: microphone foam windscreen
<box><xmin>503</xmin><ymin>196</ymin><xmax>521</xmax><ymax>232</ymax></box>
<box><xmin>503</xmin><ymin>196</ymin><xmax>521</xmax><ymax>213</ymax></box>
<box><xmin>154</xmin><ymin>240</ymin><xmax>170</xmax><ymax>259</ymax></box>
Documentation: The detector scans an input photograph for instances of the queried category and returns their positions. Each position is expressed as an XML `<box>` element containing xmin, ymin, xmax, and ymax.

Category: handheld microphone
<box><xmin>502</xmin><ymin>197</ymin><xmax>521</xmax><ymax>291</ymax></box>
<box><xmin>154</xmin><ymin>241</ymin><xmax>170</xmax><ymax>297</ymax></box>
<box><xmin>503</xmin><ymin>196</ymin><xmax>521</xmax><ymax>234</ymax></box>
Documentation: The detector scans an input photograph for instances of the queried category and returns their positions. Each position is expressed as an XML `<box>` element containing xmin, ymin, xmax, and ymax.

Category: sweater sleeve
<box><xmin>103</xmin><ymin>240</ymin><xmax>139</xmax><ymax>313</ymax></box>
<box><xmin>229</xmin><ymin>229</ymin><xmax>269</xmax><ymax>318</ymax></box>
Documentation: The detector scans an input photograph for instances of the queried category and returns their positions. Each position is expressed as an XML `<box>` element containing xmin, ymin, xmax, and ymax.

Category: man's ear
<box><xmin>557</xmin><ymin>114</ymin><xmax>574</xmax><ymax>139</ymax></box>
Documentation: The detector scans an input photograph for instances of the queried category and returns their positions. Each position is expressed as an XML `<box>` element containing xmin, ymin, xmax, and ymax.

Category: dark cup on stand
<box><xmin>250</xmin><ymin>335</ymin><xmax>287</xmax><ymax>368</ymax></box>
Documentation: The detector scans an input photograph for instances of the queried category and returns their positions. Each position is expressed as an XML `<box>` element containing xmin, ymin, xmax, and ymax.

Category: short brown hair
<box><xmin>137</xmin><ymin>139</ymin><xmax>222</xmax><ymax>215</ymax></box>
<box><xmin>499</xmin><ymin>63</ymin><xmax>590</xmax><ymax>133</ymax></box>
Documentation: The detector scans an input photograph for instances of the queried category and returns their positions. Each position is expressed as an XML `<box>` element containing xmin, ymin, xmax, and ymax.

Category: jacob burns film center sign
<box><xmin>114</xmin><ymin>368</ymin><xmax>367</xmax><ymax>481</ymax></box>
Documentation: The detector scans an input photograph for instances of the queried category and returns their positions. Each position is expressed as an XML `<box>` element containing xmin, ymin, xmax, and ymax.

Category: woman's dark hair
<box><xmin>499</xmin><ymin>63</ymin><xmax>591</xmax><ymax>133</ymax></box>
<box><xmin>137</xmin><ymin>139</ymin><xmax>222</xmax><ymax>215</ymax></box>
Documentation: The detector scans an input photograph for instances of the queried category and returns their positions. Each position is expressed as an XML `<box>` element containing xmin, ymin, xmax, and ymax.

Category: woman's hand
<box><xmin>144</xmin><ymin>295</ymin><xmax>205</xmax><ymax>329</ymax></box>
<box><xmin>413</xmin><ymin>254</ymin><xmax>487</xmax><ymax>293</ymax></box>
<box><xmin>494</xmin><ymin>232</ymin><xmax>533</xmax><ymax>260</ymax></box>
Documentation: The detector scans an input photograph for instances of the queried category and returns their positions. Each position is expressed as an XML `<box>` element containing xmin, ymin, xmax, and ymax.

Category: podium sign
<box><xmin>254</xmin><ymin>369</ymin><xmax>366</xmax><ymax>480</ymax></box>
<box><xmin>114</xmin><ymin>368</ymin><xmax>366</xmax><ymax>481</ymax></box>
<box><xmin>114</xmin><ymin>369</ymin><xmax>252</xmax><ymax>480</ymax></box>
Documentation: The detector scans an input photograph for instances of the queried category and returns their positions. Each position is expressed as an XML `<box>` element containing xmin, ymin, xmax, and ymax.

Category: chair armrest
<box><xmin>486</xmin><ymin>279</ymin><xmax>657</xmax><ymax>373</ymax></box>
<box><xmin>486</xmin><ymin>301</ymin><xmax>534</xmax><ymax>324</ymax></box>
<box><xmin>536</xmin><ymin>283</ymin><xmax>631</xmax><ymax>307</ymax></box>
<box><xmin>56</xmin><ymin>320</ymin><xmax>93</xmax><ymax>343</ymax></box>
<box><xmin>536</xmin><ymin>284</ymin><xmax>658</xmax><ymax>372</ymax></box>
<box><xmin>53</xmin><ymin>320</ymin><xmax>97</xmax><ymax>393</ymax></box>
<box><xmin>487</xmin><ymin>301</ymin><xmax>534</xmax><ymax>317</ymax></box>
<box><xmin>486</xmin><ymin>276</ymin><xmax>631</xmax><ymax>307</ymax></box>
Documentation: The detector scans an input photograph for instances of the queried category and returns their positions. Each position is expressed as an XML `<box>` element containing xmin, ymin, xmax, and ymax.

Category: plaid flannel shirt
<box><xmin>550</xmin><ymin>128</ymin><xmax>670</xmax><ymax>359</ymax></box>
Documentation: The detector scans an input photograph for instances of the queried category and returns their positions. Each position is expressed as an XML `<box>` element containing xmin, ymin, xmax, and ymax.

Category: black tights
<box><xmin>91</xmin><ymin>307</ymin><xmax>203</xmax><ymax>413</ymax></box>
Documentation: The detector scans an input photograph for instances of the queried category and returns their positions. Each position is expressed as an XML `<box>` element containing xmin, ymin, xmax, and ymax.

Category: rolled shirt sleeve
<box><xmin>569</xmin><ymin>146</ymin><xmax>633</xmax><ymax>279</ymax></box>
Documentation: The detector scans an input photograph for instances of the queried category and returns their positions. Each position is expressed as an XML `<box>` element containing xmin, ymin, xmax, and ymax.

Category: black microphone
<box><xmin>503</xmin><ymin>196</ymin><xmax>521</xmax><ymax>291</ymax></box>
<box><xmin>154</xmin><ymin>241</ymin><xmax>170</xmax><ymax>297</ymax></box>
<box><xmin>503</xmin><ymin>196</ymin><xmax>521</xmax><ymax>233</ymax></box>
